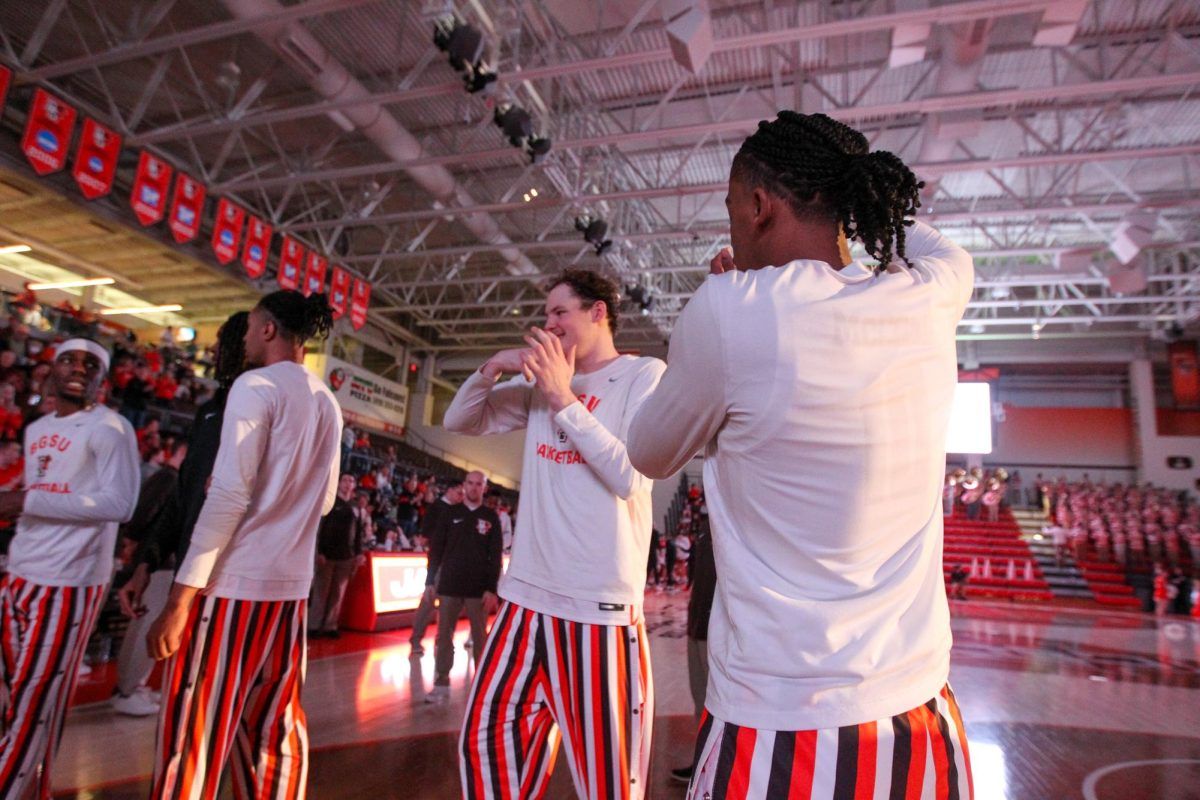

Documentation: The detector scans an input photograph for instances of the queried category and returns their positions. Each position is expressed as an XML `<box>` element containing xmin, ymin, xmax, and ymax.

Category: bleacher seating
<box><xmin>943</xmin><ymin>509</ymin><xmax>1055</xmax><ymax>601</ymax></box>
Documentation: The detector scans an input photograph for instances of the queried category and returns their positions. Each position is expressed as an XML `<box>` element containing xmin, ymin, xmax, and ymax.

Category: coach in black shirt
<box><xmin>310</xmin><ymin>474</ymin><xmax>367</xmax><ymax>638</ymax></box>
<box><xmin>425</xmin><ymin>470</ymin><xmax>502</xmax><ymax>702</ymax></box>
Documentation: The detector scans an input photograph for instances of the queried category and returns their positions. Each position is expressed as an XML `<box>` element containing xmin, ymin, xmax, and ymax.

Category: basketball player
<box><xmin>444</xmin><ymin>269</ymin><xmax>665</xmax><ymax>799</ymax></box>
<box><xmin>628</xmin><ymin>111</ymin><xmax>975</xmax><ymax>799</ymax></box>
<box><xmin>0</xmin><ymin>339</ymin><xmax>140</xmax><ymax>798</ymax></box>
<box><xmin>145</xmin><ymin>291</ymin><xmax>340</xmax><ymax>800</ymax></box>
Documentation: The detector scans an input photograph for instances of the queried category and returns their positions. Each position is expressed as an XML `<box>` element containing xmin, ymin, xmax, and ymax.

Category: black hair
<box><xmin>544</xmin><ymin>269</ymin><xmax>621</xmax><ymax>335</ymax></box>
<box><xmin>733</xmin><ymin>111</ymin><xmax>924</xmax><ymax>269</ymax></box>
<box><xmin>257</xmin><ymin>290</ymin><xmax>334</xmax><ymax>344</ymax></box>
<box><xmin>214</xmin><ymin>310</ymin><xmax>249</xmax><ymax>389</ymax></box>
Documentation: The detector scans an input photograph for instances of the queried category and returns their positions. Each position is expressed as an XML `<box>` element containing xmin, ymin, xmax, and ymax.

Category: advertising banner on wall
<box><xmin>130</xmin><ymin>151</ymin><xmax>172</xmax><ymax>226</ymax></box>
<box><xmin>168</xmin><ymin>172</ymin><xmax>206</xmax><ymax>243</ymax></box>
<box><xmin>71</xmin><ymin>118</ymin><xmax>121</xmax><ymax>199</ymax></box>
<box><xmin>305</xmin><ymin>354</ymin><xmax>408</xmax><ymax>436</ymax></box>
<box><xmin>21</xmin><ymin>89</ymin><xmax>76</xmax><ymax>175</ymax></box>
<box><xmin>241</xmin><ymin>215</ymin><xmax>272</xmax><ymax>278</ymax></box>
<box><xmin>278</xmin><ymin>237</ymin><xmax>304</xmax><ymax>290</ymax></box>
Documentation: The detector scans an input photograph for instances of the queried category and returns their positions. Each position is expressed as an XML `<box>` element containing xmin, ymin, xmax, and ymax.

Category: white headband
<box><xmin>58</xmin><ymin>338</ymin><xmax>111</xmax><ymax>372</ymax></box>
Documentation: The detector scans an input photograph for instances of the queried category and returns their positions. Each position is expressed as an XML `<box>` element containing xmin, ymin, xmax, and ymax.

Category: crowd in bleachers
<box><xmin>648</xmin><ymin>482</ymin><xmax>706</xmax><ymax>591</ymax></box>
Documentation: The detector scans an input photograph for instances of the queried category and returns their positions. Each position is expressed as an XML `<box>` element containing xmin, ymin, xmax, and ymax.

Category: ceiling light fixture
<box><xmin>99</xmin><ymin>304</ymin><xmax>183</xmax><ymax>316</ymax></box>
<box><xmin>0</xmin><ymin>244</ymin><xmax>32</xmax><ymax>255</ymax></box>
<box><xmin>28</xmin><ymin>277</ymin><xmax>116</xmax><ymax>290</ymax></box>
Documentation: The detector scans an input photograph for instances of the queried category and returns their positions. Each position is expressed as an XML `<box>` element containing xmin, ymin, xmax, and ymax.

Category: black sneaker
<box><xmin>670</xmin><ymin>765</ymin><xmax>693</xmax><ymax>784</ymax></box>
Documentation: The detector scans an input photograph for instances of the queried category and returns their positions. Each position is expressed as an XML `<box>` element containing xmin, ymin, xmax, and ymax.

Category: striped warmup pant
<box><xmin>460</xmin><ymin>602</ymin><xmax>654</xmax><ymax>800</ymax></box>
<box><xmin>150</xmin><ymin>595</ymin><xmax>309</xmax><ymax>800</ymax></box>
<box><xmin>688</xmin><ymin>685</ymin><xmax>973</xmax><ymax>800</ymax></box>
<box><xmin>0</xmin><ymin>576</ymin><xmax>107</xmax><ymax>800</ymax></box>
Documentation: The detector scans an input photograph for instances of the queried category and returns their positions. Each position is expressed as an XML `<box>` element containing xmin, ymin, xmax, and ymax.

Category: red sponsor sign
<box><xmin>241</xmin><ymin>215</ymin><xmax>272</xmax><ymax>278</ymax></box>
<box><xmin>130</xmin><ymin>151</ymin><xmax>173</xmax><ymax>226</ymax></box>
<box><xmin>71</xmin><ymin>118</ymin><xmax>121</xmax><ymax>199</ymax></box>
<box><xmin>211</xmin><ymin>198</ymin><xmax>246</xmax><ymax>265</ymax></box>
<box><xmin>168</xmin><ymin>172</ymin><xmax>206</xmax><ymax>243</ymax></box>
<box><xmin>21</xmin><ymin>89</ymin><xmax>76</xmax><ymax>175</ymax></box>
<box><xmin>0</xmin><ymin>66</ymin><xmax>11</xmax><ymax>114</ymax></box>
<box><xmin>302</xmin><ymin>252</ymin><xmax>328</xmax><ymax>297</ymax></box>
<box><xmin>329</xmin><ymin>266</ymin><xmax>351</xmax><ymax>319</ymax></box>
<box><xmin>350</xmin><ymin>279</ymin><xmax>371</xmax><ymax>330</ymax></box>
<box><xmin>277</xmin><ymin>237</ymin><xmax>304</xmax><ymax>290</ymax></box>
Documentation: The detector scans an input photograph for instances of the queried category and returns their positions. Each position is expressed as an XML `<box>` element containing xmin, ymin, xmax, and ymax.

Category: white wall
<box><xmin>407</xmin><ymin>423</ymin><xmax>526</xmax><ymax>489</ymax></box>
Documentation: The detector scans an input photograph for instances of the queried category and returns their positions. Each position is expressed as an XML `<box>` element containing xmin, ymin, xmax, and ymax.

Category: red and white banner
<box><xmin>71</xmin><ymin>118</ymin><xmax>121</xmax><ymax>199</ymax></box>
<box><xmin>351</xmin><ymin>278</ymin><xmax>371</xmax><ymax>330</ymax></box>
<box><xmin>241</xmin><ymin>215</ymin><xmax>272</xmax><ymax>278</ymax></box>
<box><xmin>329</xmin><ymin>266</ymin><xmax>351</xmax><ymax>319</ymax></box>
<box><xmin>168</xmin><ymin>172</ymin><xmax>206</xmax><ymax>243</ymax></box>
<box><xmin>130</xmin><ymin>151</ymin><xmax>173</xmax><ymax>226</ymax></box>
<box><xmin>277</xmin><ymin>237</ymin><xmax>305</xmax><ymax>290</ymax></box>
<box><xmin>211</xmin><ymin>198</ymin><xmax>246</xmax><ymax>265</ymax></box>
<box><xmin>302</xmin><ymin>251</ymin><xmax>328</xmax><ymax>297</ymax></box>
<box><xmin>0</xmin><ymin>66</ymin><xmax>12</xmax><ymax>115</ymax></box>
<box><xmin>1170</xmin><ymin>341</ymin><xmax>1200</xmax><ymax>408</ymax></box>
<box><xmin>21</xmin><ymin>89</ymin><xmax>76</xmax><ymax>175</ymax></box>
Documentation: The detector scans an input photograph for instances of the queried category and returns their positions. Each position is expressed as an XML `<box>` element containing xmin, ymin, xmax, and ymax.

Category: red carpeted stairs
<box><xmin>1074</xmin><ymin>559</ymin><xmax>1143</xmax><ymax>608</ymax></box>
<box><xmin>943</xmin><ymin>509</ymin><xmax>1054</xmax><ymax>601</ymax></box>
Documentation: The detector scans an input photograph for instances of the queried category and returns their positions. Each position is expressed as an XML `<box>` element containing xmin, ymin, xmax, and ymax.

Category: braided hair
<box><xmin>213</xmin><ymin>310</ymin><xmax>249</xmax><ymax>390</ymax></box>
<box><xmin>733</xmin><ymin>111</ymin><xmax>924</xmax><ymax>269</ymax></box>
<box><xmin>257</xmin><ymin>290</ymin><xmax>334</xmax><ymax>344</ymax></box>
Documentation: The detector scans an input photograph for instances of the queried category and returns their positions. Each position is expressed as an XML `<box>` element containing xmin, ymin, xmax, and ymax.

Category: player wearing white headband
<box><xmin>0</xmin><ymin>337</ymin><xmax>140</xmax><ymax>797</ymax></box>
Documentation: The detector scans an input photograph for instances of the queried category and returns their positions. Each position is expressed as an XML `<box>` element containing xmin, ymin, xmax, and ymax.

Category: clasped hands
<box><xmin>482</xmin><ymin>327</ymin><xmax>578</xmax><ymax>413</ymax></box>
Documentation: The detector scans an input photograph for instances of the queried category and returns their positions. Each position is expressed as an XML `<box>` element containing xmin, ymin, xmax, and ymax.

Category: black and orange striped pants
<box><xmin>459</xmin><ymin>602</ymin><xmax>654</xmax><ymax>800</ymax></box>
<box><xmin>688</xmin><ymin>686</ymin><xmax>973</xmax><ymax>800</ymax></box>
<box><xmin>150</xmin><ymin>595</ymin><xmax>308</xmax><ymax>800</ymax></box>
<box><xmin>0</xmin><ymin>577</ymin><xmax>106</xmax><ymax>800</ymax></box>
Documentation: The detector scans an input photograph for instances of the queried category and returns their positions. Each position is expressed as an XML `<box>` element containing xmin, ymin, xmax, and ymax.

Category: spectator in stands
<box><xmin>118</xmin><ymin>361</ymin><xmax>153</xmax><ymax>428</ymax></box>
<box><xmin>0</xmin><ymin>439</ymin><xmax>20</xmax><ymax>490</ymax></box>
<box><xmin>424</xmin><ymin>470</ymin><xmax>502</xmax><ymax>704</ymax></box>
<box><xmin>949</xmin><ymin>563</ymin><xmax>969</xmax><ymax>600</ymax></box>
<box><xmin>353</xmin><ymin>490</ymin><xmax>375</xmax><ymax>547</ymax></box>
<box><xmin>1153</xmin><ymin>562</ymin><xmax>1172</xmax><ymax>617</ymax></box>
<box><xmin>310</xmin><ymin>474</ymin><xmax>368</xmax><ymax>639</ymax></box>
<box><xmin>0</xmin><ymin>382</ymin><xmax>22</xmax><ymax>441</ymax></box>
<box><xmin>340</xmin><ymin>425</ymin><xmax>355</xmax><ymax>471</ymax></box>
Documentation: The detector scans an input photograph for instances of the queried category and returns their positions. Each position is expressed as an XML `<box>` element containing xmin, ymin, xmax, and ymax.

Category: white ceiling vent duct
<box><xmin>1033</xmin><ymin>0</ymin><xmax>1087</xmax><ymax>47</ymax></box>
<box><xmin>1105</xmin><ymin>257</ymin><xmax>1148</xmax><ymax>295</ymax></box>
<box><xmin>660</xmin><ymin>0</ymin><xmax>714</xmax><ymax>75</ymax></box>
<box><xmin>1054</xmin><ymin>248</ymin><xmax>1093</xmax><ymax>274</ymax></box>
<box><xmin>889</xmin><ymin>0</ymin><xmax>931</xmax><ymax>68</ymax></box>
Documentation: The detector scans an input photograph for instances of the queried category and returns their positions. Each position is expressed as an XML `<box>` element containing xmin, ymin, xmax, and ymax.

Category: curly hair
<box><xmin>214</xmin><ymin>310</ymin><xmax>249</xmax><ymax>389</ymax></box>
<box><xmin>544</xmin><ymin>269</ymin><xmax>621</xmax><ymax>335</ymax></box>
<box><xmin>732</xmin><ymin>111</ymin><xmax>924</xmax><ymax>269</ymax></box>
<box><xmin>257</xmin><ymin>290</ymin><xmax>334</xmax><ymax>344</ymax></box>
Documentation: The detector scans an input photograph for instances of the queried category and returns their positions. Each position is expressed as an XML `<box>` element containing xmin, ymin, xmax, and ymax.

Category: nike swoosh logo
<box><xmin>203</xmin><ymin>412</ymin><xmax>217</xmax><ymax>419</ymax></box>
<box><xmin>608</xmin><ymin>376</ymin><xmax>618</xmax><ymax>382</ymax></box>
<box><xmin>452</xmin><ymin>518</ymin><xmax>464</xmax><ymax>524</ymax></box>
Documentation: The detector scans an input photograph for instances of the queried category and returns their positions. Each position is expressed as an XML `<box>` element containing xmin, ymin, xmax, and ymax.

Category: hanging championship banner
<box><xmin>0</xmin><ymin>66</ymin><xmax>12</xmax><ymax>115</ymax></box>
<box><xmin>350</xmin><ymin>278</ymin><xmax>371</xmax><ymax>330</ymax></box>
<box><xmin>329</xmin><ymin>266</ymin><xmax>351</xmax><ymax>319</ymax></box>
<box><xmin>302</xmin><ymin>251</ymin><xmax>328</xmax><ymax>297</ymax></box>
<box><xmin>277</xmin><ymin>237</ymin><xmax>304</xmax><ymax>290</ymax></box>
<box><xmin>1169</xmin><ymin>341</ymin><xmax>1200</xmax><ymax>408</ymax></box>
<box><xmin>241</xmin><ymin>215</ymin><xmax>272</xmax><ymax>278</ymax></box>
<box><xmin>211</xmin><ymin>198</ymin><xmax>246</xmax><ymax>265</ymax></box>
<box><xmin>168</xmin><ymin>172</ymin><xmax>206</xmax><ymax>243</ymax></box>
<box><xmin>71</xmin><ymin>118</ymin><xmax>121</xmax><ymax>199</ymax></box>
<box><xmin>130</xmin><ymin>151</ymin><xmax>173</xmax><ymax>226</ymax></box>
<box><xmin>21</xmin><ymin>89</ymin><xmax>77</xmax><ymax>175</ymax></box>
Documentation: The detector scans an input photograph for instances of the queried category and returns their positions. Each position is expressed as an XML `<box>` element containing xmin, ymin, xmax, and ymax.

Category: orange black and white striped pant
<box><xmin>688</xmin><ymin>685</ymin><xmax>973</xmax><ymax>800</ymax></box>
<box><xmin>459</xmin><ymin>602</ymin><xmax>654</xmax><ymax>800</ymax></box>
<box><xmin>150</xmin><ymin>595</ymin><xmax>309</xmax><ymax>800</ymax></box>
<box><xmin>0</xmin><ymin>576</ymin><xmax>107</xmax><ymax>800</ymax></box>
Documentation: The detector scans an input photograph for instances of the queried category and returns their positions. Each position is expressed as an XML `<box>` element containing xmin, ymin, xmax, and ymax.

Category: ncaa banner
<box><xmin>211</xmin><ymin>198</ymin><xmax>246</xmax><ymax>264</ymax></box>
<box><xmin>0</xmin><ymin>65</ymin><xmax>11</xmax><ymax>115</ymax></box>
<box><xmin>303</xmin><ymin>251</ymin><xmax>328</xmax><ymax>296</ymax></box>
<box><xmin>168</xmin><ymin>172</ymin><xmax>206</xmax><ymax>243</ymax></box>
<box><xmin>329</xmin><ymin>266</ymin><xmax>351</xmax><ymax>319</ymax></box>
<box><xmin>130</xmin><ymin>151</ymin><xmax>172</xmax><ymax>226</ymax></box>
<box><xmin>21</xmin><ymin>89</ymin><xmax>76</xmax><ymax>175</ymax></box>
<box><xmin>242</xmin><ymin>215</ymin><xmax>272</xmax><ymax>278</ymax></box>
<box><xmin>350</xmin><ymin>278</ymin><xmax>371</xmax><ymax>330</ymax></box>
<box><xmin>278</xmin><ymin>237</ymin><xmax>304</xmax><ymax>290</ymax></box>
<box><xmin>71</xmin><ymin>118</ymin><xmax>121</xmax><ymax>199</ymax></box>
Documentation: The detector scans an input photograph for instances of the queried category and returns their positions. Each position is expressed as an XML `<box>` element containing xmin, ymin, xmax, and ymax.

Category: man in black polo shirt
<box><xmin>411</xmin><ymin>481</ymin><xmax>463</xmax><ymax>656</ymax></box>
<box><xmin>310</xmin><ymin>473</ymin><xmax>366</xmax><ymax>638</ymax></box>
<box><xmin>424</xmin><ymin>470</ymin><xmax>502</xmax><ymax>703</ymax></box>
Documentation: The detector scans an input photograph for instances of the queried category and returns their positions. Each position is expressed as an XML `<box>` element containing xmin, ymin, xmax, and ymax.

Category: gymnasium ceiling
<box><xmin>1</xmin><ymin>0</ymin><xmax>1199</xmax><ymax>369</ymax></box>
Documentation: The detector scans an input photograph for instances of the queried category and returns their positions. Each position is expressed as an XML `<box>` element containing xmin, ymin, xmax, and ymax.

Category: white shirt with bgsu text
<box><xmin>444</xmin><ymin>354</ymin><xmax>665</xmax><ymax>622</ymax></box>
<box><xmin>11</xmin><ymin>405</ymin><xmax>140</xmax><ymax>587</ymax></box>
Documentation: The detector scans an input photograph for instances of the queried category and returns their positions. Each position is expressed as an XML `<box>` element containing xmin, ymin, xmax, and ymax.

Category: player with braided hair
<box><xmin>629</xmin><ymin>112</ymin><xmax>975</xmax><ymax>799</ymax></box>
<box><xmin>146</xmin><ymin>290</ymin><xmax>341</xmax><ymax>799</ymax></box>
